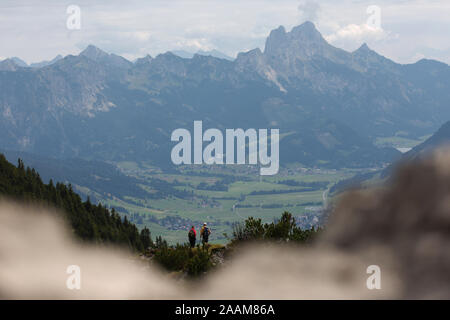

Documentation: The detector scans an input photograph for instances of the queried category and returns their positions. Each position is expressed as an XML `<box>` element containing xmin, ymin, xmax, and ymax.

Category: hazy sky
<box><xmin>0</xmin><ymin>0</ymin><xmax>449</xmax><ymax>64</ymax></box>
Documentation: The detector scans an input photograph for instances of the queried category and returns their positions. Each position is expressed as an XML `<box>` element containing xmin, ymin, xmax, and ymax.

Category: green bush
<box><xmin>231</xmin><ymin>212</ymin><xmax>320</xmax><ymax>244</ymax></box>
<box><xmin>186</xmin><ymin>245</ymin><xmax>212</xmax><ymax>276</ymax></box>
<box><xmin>231</xmin><ymin>216</ymin><xmax>265</xmax><ymax>242</ymax></box>
<box><xmin>153</xmin><ymin>243</ymin><xmax>212</xmax><ymax>277</ymax></box>
<box><xmin>154</xmin><ymin>243</ymin><xmax>191</xmax><ymax>272</ymax></box>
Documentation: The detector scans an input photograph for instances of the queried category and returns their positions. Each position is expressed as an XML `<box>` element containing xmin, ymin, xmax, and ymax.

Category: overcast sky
<box><xmin>0</xmin><ymin>0</ymin><xmax>449</xmax><ymax>64</ymax></box>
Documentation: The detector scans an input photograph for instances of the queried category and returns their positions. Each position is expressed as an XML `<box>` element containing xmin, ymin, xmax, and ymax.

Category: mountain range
<box><xmin>171</xmin><ymin>49</ymin><xmax>234</xmax><ymax>61</ymax></box>
<box><xmin>1</xmin><ymin>21</ymin><xmax>449</xmax><ymax>169</ymax></box>
<box><xmin>0</xmin><ymin>55</ymin><xmax>63</xmax><ymax>70</ymax></box>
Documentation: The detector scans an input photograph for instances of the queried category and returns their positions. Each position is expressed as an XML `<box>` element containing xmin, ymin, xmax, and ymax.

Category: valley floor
<box><xmin>88</xmin><ymin>162</ymin><xmax>365</xmax><ymax>244</ymax></box>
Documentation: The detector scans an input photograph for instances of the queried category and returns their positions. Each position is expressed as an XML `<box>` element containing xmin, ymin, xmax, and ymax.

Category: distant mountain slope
<box><xmin>29</xmin><ymin>55</ymin><xmax>63</xmax><ymax>68</ymax></box>
<box><xmin>331</xmin><ymin>121</ymin><xmax>450</xmax><ymax>194</ymax></box>
<box><xmin>403</xmin><ymin>121</ymin><xmax>450</xmax><ymax>158</ymax></box>
<box><xmin>1</xmin><ymin>150</ymin><xmax>150</xmax><ymax>201</ymax></box>
<box><xmin>0</xmin><ymin>153</ymin><xmax>151</xmax><ymax>251</ymax></box>
<box><xmin>0</xmin><ymin>58</ymin><xmax>24</xmax><ymax>71</ymax></box>
<box><xmin>172</xmin><ymin>49</ymin><xmax>234</xmax><ymax>60</ymax></box>
<box><xmin>10</xmin><ymin>57</ymin><xmax>28</xmax><ymax>67</ymax></box>
<box><xmin>381</xmin><ymin>120</ymin><xmax>450</xmax><ymax>178</ymax></box>
<box><xmin>1</xmin><ymin>21</ymin><xmax>449</xmax><ymax>169</ymax></box>
<box><xmin>0</xmin><ymin>150</ymin><xmax>189</xmax><ymax>201</ymax></box>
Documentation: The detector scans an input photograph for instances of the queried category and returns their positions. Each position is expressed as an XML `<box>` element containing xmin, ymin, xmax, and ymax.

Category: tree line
<box><xmin>0</xmin><ymin>154</ymin><xmax>151</xmax><ymax>252</ymax></box>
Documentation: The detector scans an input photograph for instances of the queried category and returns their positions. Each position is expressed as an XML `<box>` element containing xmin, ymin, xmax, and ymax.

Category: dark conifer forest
<box><xmin>0</xmin><ymin>153</ymin><xmax>151</xmax><ymax>251</ymax></box>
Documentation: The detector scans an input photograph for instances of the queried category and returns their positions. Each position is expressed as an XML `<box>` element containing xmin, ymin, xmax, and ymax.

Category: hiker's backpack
<box><xmin>203</xmin><ymin>227</ymin><xmax>209</xmax><ymax>238</ymax></box>
<box><xmin>189</xmin><ymin>229</ymin><xmax>195</xmax><ymax>239</ymax></box>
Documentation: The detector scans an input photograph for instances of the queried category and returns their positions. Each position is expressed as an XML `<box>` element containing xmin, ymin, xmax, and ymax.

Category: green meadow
<box><xmin>101</xmin><ymin>163</ymin><xmax>358</xmax><ymax>244</ymax></box>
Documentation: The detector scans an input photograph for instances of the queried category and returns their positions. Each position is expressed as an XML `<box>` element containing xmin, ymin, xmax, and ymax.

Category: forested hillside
<box><xmin>0</xmin><ymin>153</ymin><xmax>151</xmax><ymax>251</ymax></box>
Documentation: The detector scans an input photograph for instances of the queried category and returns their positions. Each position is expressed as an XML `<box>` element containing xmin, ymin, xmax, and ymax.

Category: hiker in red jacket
<box><xmin>188</xmin><ymin>226</ymin><xmax>197</xmax><ymax>248</ymax></box>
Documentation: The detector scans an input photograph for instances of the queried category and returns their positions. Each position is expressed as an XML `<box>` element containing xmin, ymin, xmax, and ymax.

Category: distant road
<box><xmin>322</xmin><ymin>188</ymin><xmax>329</xmax><ymax>208</ymax></box>
<box><xmin>233</xmin><ymin>203</ymin><xmax>246</xmax><ymax>220</ymax></box>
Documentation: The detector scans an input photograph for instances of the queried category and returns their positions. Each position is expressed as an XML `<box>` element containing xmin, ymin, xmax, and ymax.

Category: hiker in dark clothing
<box><xmin>200</xmin><ymin>222</ymin><xmax>211</xmax><ymax>244</ymax></box>
<box><xmin>188</xmin><ymin>226</ymin><xmax>197</xmax><ymax>248</ymax></box>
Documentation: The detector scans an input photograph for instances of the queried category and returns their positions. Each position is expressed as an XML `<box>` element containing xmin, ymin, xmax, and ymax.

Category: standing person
<box><xmin>200</xmin><ymin>222</ymin><xmax>211</xmax><ymax>244</ymax></box>
<box><xmin>188</xmin><ymin>225</ymin><xmax>197</xmax><ymax>248</ymax></box>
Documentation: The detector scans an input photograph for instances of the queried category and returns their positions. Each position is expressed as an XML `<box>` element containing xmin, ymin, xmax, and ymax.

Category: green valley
<box><xmin>97</xmin><ymin>162</ymin><xmax>358</xmax><ymax>244</ymax></box>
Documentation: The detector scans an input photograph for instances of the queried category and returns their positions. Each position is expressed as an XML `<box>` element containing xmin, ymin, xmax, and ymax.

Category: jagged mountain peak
<box><xmin>352</xmin><ymin>43</ymin><xmax>375</xmax><ymax>59</ymax></box>
<box><xmin>0</xmin><ymin>58</ymin><xmax>23</xmax><ymax>71</ymax></box>
<box><xmin>236</xmin><ymin>48</ymin><xmax>263</xmax><ymax>60</ymax></box>
<box><xmin>356</xmin><ymin>43</ymin><xmax>370</xmax><ymax>52</ymax></box>
<box><xmin>157</xmin><ymin>51</ymin><xmax>179</xmax><ymax>59</ymax></box>
<box><xmin>353</xmin><ymin>43</ymin><xmax>382</xmax><ymax>58</ymax></box>
<box><xmin>290</xmin><ymin>21</ymin><xmax>322</xmax><ymax>38</ymax></box>
<box><xmin>264</xmin><ymin>21</ymin><xmax>333</xmax><ymax>60</ymax></box>
<box><xmin>264</xmin><ymin>26</ymin><xmax>286</xmax><ymax>55</ymax></box>
<box><xmin>10</xmin><ymin>57</ymin><xmax>28</xmax><ymax>67</ymax></box>
<box><xmin>269</xmin><ymin>25</ymin><xmax>286</xmax><ymax>37</ymax></box>
<box><xmin>351</xmin><ymin>42</ymin><xmax>398</xmax><ymax>71</ymax></box>
<box><xmin>265</xmin><ymin>22</ymin><xmax>325</xmax><ymax>47</ymax></box>
<box><xmin>79</xmin><ymin>45</ymin><xmax>131</xmax><ymax>69</ymax></box>
<box><xmin>150</xmin><ymin>51</ymin><xmax>187</xmax><ymax>72</ymax></box>
<box><xmin>135</xmin><ymin>54</ymin><xmax>153</xmax><ymax>65</ymax></box>
<box><xmin>235</xmin><ymin>48</ymin><xmax>265</xmax><ymax>71</ymax></box>
<box><xmin>288</xmin><ymin>21</ymin><xmax>328</xmax><ymax>47</ymax></box>
<box><xmin>80</xmin><ymin>45</ymin><xmax>109</xmax><ymax>60</ymax></box>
